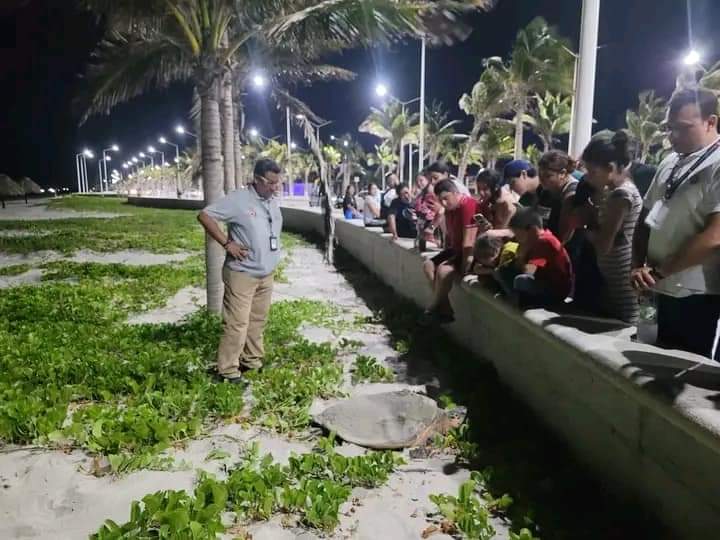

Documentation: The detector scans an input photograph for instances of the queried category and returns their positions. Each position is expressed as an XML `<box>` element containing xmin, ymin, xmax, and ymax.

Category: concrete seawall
<box><xmin>281</xmin><ymin>204</ymin><xmax>720</xmax><ymax>539</ymax></box>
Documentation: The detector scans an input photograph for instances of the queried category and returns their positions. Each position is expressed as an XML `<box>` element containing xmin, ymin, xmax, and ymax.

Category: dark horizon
<box><xmin>0</xmin><ymin>0</ymin><xmax>716</xmax><ymax>189</ymax></box>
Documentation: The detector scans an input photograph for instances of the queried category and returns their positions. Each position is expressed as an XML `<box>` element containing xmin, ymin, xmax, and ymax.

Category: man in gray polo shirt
<box><xmin>632</xmin><ymin>88</ymin><xmax>720</xmax><ymax>360</ymax></box>
<box><xmin>197</xmin><ymin>158</ymin><xmax>283</xmax><ymax>382</ymax></box>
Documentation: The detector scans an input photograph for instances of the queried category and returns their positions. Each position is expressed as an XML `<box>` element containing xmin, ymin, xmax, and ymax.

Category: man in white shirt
<box><xmin>198</xmin><ymin>158</ymin><xmax>283</xmax><ymax>381</ymax></box>
<box><xmin>632</xmin><ymin>88</ymin><xmax>720</xmax><ymax>360</ymax></box>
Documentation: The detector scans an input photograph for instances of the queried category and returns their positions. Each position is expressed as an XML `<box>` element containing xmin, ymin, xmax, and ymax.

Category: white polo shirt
<box><xmin>203</xmin><ymin>186</ymin><xmax>283</xmax><ymax>278</ymax></box>
<box><xmin>643</xmin><ymin>140</ymin><xmax>720</xmax><ymax>297</ymax></box>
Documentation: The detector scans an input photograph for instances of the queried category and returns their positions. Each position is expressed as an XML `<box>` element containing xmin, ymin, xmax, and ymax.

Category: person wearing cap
<box><xmin>632</xmin><ymin>88</ymin><xmax>720</xmax><ymax>360</ymax></box>
<box><xmin>197</xmin><ymin>158</ymin><xmax>283</xmax><ymax>382</ymax></box>
<box><xmin>503</xmin><ymin>159</ymin><xmax>542</xmax><ymax>207</ymax></box>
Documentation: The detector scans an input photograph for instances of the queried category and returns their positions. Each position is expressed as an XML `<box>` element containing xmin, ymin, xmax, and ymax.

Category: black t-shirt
<box><xmin>342</xmin><ymin>194</ymin><xmax>357</xmax><ymax>212</ymax></box>
<box><xmin>389</xmin><ymin>198</ymin><xmax>416</xmax><ymax>238</ymax></box>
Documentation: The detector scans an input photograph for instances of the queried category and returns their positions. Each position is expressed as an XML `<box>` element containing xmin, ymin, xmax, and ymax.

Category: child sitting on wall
<box><xmin>498</xmin><ymin>207</ymin><xmax>573</xmax><ymax>308</ymax></box>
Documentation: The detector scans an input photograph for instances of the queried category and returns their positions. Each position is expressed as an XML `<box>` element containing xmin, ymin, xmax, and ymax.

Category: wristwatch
<box><xmin>222</xmin><ymin>238</ymin><xmax>232</xmax><ymax>248</ymax></box>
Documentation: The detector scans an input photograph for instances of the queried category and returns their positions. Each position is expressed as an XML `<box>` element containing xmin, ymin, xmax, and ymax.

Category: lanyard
<box><xmin>664</xmin><ymin>140</ymin><xmax>720</xmax><ymax>200</ymax></box>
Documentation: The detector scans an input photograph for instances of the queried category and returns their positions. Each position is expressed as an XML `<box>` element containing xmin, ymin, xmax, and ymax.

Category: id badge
<box><xmin>645</xmin><ymin>200</ymin><xmax>670</xmax><ymax>230</ymax></box>
<box><xmin>270</xmin><ymin>235</ymin><xmax>279</xmax><ymax>251</ymax></box>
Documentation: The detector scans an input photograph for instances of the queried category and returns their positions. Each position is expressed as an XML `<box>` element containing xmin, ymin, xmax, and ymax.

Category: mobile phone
<box><xmin>473</xmin><ymin>213</ymin><xmax>491</xmax><ymax>229</ymax></box>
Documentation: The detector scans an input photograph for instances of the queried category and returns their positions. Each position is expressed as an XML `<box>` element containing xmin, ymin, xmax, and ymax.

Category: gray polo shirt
<box><xmin>203</xmin><ymin>186</ymin><xmax>283</xmax><ymax>278</ymax></box>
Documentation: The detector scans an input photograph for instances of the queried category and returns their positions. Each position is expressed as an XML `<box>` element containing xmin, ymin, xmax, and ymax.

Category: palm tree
<box><xmin>423</xmin><ymin>100</ymin><xmax>461</xmax><ymax>163</ymax></box>
<box><xmin>79</xmin><ymin>0</ymin><xmax>490</xmax><ymax>313</ymax></box>
<box><xmin>457</xmin><ymin>64</ymin><xmax>506</xmax><ymax>181</ymax></box>
<box><xmin>486</xmin><ymin>17</ymin><xmax>574</xmax><ymax>158</ymax></box>
<box><xmin>359</xmin><ymin>100</ymin><xmax>418</xmax><ymax>184</ymax></box>
<box><xmin>625</xmin><ymin>90</ymin><xmax>668</xmax><ymax>163</ymax></box>
<box><xmin>477</xmin><ymin>122</ymin><xmax>515</xmax><ymax>170</ymax></box>
<box><xmin>523</xmin><ymin>91</ymin><xmax>572</xmax><ymax>152</ymax></box>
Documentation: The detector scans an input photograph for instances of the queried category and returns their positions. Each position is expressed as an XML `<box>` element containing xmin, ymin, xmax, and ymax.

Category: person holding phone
<box><xmin>197</xmin><ymin>158</ymin><xmax>283</xmax><ymax>382</ymax></box>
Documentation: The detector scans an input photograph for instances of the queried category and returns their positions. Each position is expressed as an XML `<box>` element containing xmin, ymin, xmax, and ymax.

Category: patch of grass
<box><xmin>0</xmin><ymin>263</ymin><xmax>31</xmax><ymax>276</ymax></box>
<box><xmin>92</xmin><ymin>437</ymin><xmax>404</xmax><ymax>538</ymax></box>
<box><xmin>0</xmin><ymin>197</ymin><xmax>203</xmax><ymax>254</ymax></box>
<box><xmin>0</xmin><ymin>252</ymin><xmax>336</xmax><ymax>473</ymax></box>
<box><xmin>429</xmin><ymin>476</ymin><xmax>496</xmax><ymax>540</ymax></box>
<box><xmin>351</xmin><ymin>355</ymin><xmax>394</xmax><ymax>384</ymax></box>
<box><xmin>248</xmin><ymin>300</ymin><xmax>345</xmax><ymax>434</ymax></box>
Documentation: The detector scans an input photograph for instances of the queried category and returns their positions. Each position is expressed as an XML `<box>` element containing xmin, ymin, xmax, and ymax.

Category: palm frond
<box><xmin>77</xmin><ymin>34</ymin><xmax>194</xmax><ymax>123</ymax></box>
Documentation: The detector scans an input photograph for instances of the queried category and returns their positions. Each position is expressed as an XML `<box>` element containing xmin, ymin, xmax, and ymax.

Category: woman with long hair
<box><xmin>577</xmin><ymin>131</ymin><xmax>643</xmax><ymax>324</ymax></box>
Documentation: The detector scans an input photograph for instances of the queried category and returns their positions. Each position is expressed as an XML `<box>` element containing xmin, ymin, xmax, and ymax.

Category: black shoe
<box><xmin>418</xmin><ymin>310</ymin><xmax>455</xmax><ymax>327</ymax></box>
<box><xmin>218</xmin><ymin>371</ymin><xmax>244</xmax><ymax>384</ymax></box>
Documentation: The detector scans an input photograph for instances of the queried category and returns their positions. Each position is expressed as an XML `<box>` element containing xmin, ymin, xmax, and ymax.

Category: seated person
<box><xmin>497</xmin><ymin>207</ymin><xmax>573</xmax><ymax>308</ymax></box>
<box><xmin>387</xmin><ymin>183</ymin><xmax>417</xmax><ymax>240</ymax></box>
<box><xmin>342</xmin><ymin>184</ymin><xmax>361</xmax><ymax>219</ymax></box>
<box><xmin>420</xmin><ymin>179</ymin><xmax>479</xmax><ymax>325</ymax></box>
<box><xmin>473</xmin><ymin>234</ymin><xmax>518</xmax><ymax>276</ymax></box>
<box><xmin>503</xmin><ymin>159</ymin><xmax>541</xmax><ymax>207</ymax></box>
<box><xmin>363</xmin><ymin>183</ymin><xmax>386</xmax><ymax>227</ymax></box>
<box><xmin>475</xmin><ymin>169</ymin><xmax>516</xmax><ymax>229</ymax></box>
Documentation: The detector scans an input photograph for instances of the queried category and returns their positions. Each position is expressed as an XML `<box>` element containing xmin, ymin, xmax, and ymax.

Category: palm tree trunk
<box><xmin>398</xmin><ymin>142</ymin><xmax>405</xmax><ymax>184</ymax></box>
<box><xmin>458</xmin><ymin>121</ymin><xmax>481</xmax><ymax>182</ymax></box>
<box><xmin>221</xmin><ymin>72</ymin><xmax>236</xmax><ymax>193</ymax></box>
<box><xmin>514</xmin><ymin>100</ymin><xmax>526</xmax><ymax>159</ymax></box>
<box><xmin>233</xmin><ymin>100</ymin><xmax>244</xmax><ymax>187</ymax></box>
<box><xmin>200</xmin><ymin>80</ymin><xmax>225</xmax><ymax>315</ymax></box>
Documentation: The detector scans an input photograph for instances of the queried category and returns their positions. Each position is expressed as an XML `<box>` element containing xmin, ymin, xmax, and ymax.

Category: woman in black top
<box><xmin>342</xmin><ymin>184</ymin><xmax>360</xmax><ymax>219</ymax></box>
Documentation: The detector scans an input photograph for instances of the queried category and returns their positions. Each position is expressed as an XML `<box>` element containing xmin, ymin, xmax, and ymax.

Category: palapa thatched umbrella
<box><xmin>0</xmin><ymin>174</ymin><xmax>23</xmax><ymax>209</ymax></box>
<box><xmin>15</xmin><ymin>176</ymin><xmax>43</xmax><ymax>204</ymax></box>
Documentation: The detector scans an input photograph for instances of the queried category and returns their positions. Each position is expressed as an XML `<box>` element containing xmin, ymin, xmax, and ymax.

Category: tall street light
<box><xmin>175</xmin><ymin>125</ymin><xmax>198</xmax><ymax>139</ymax></box>
<box><xmin>374</xmin><ymin>82</ymin><xmax>421</xmax><ymax>185</ymax></box>
<box><xmin>139</xmin><ymin>151</ymin><xmax>154</xmax><ymax>168</ymax></box>
<box><xmin>75</xmin><ymin>148</ymin><xmax>94</xmax><ymax>193</ymax></box>
<box><xmin>160</xmin><ymin>136</ymin><xmax>182</xmax><ymax>197</ymax></box>
<box><xmin>101</xmin><ymin>144</ymin><xmax>119</xmax><ymax>192</ymax></box>
<box><xmin>568</xmin><ymin>0</ymin><xmax>600</xmax><ymax>158</ymax></box>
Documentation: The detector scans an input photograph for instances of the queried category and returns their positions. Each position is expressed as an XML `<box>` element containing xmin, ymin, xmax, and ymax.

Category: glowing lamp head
<box><xmin>159</xmin><ymin>137</ymin><xmax>167</xmax><ymax>144</ymax></box>
<box><xmin>252</xmin><ymin>74</ymin><xmax>267</xmax><ymax>88</ymax></box>
<box><xmin>375</xmin><ymin>83</ymin><xmax>389</xmax><ymax>98</ymax></box>
<box><xmin>684</xmin><ymin>50</ymin><xmax>701</xmax><ymax>66</ymax></box>
<box><xmin>175</xmin><ymin>125</ymin><xmax>186</xmax><ymax>135</ymax></box>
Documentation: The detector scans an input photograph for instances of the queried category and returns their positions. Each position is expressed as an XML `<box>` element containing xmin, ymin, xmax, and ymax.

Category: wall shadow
<box><xmin>331</xmin><ymin>244</ymin><xmax>672</xmax><ymax>540</ymax></box>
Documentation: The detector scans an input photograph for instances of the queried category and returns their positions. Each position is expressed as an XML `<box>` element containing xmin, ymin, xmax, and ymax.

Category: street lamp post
<box><xmin>375</xmin><ymin>83</ymin><xmax>421</xmax><ymax>186</ymax></box>
<box><xmin>568</xmin><ymin>0</ymin><xmax>600</xmax><ymax>158</ymax></box>
<box><xmin>100</xmin><ymin>145</ymin><xmax>119</xmax><ymax>192</ymax></box>
<box><xmin>160</xmin><ymin>136</ymin><xmax>182</xmax><ymax>197</ymax></box>
<box><xmin>175</xmin><ymin>125</ymin><xmax>198</xmax><ymax>139</ymax></box>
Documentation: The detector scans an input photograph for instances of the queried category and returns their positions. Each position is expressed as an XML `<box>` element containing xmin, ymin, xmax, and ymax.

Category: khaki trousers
<box><xmin>216</xmin><ymin>267</ymin><xmax>274</xmax><ymax>376</ymax></box>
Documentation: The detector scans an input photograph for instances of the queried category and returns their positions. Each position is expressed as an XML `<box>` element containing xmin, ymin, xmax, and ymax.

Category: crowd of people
<box><xmin>346</xmin><ymin>87</ymin><xmax>720</xmax><ymax>361</ymax></box>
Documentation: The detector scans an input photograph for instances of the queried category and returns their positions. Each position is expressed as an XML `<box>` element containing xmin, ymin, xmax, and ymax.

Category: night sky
<box><xmin>1</xmin><ymin>0</ymin><xmax>717</xmax><ymax>189</ymax></box>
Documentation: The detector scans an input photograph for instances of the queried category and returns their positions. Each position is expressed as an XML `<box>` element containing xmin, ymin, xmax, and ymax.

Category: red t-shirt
<box><xmin>445</xmin><ymin>195</ymin><xmax>478</xmax><ymax>252</ymax></box>
<box><xmin>526</xmin><ymin>230</ymin><xmax>573</xmax><ymax>299</ymax></box>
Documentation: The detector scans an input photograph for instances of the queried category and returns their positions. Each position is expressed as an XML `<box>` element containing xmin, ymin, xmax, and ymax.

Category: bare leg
<box><xmin>428</xmin><ymin>263</ymin><xmax>456</xmax><ymax>315</ymax></box>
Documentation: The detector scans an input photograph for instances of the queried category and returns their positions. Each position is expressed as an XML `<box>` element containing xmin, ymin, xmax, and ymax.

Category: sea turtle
<box><xmin>312</xmin><ymin>390</ymin><xmax>466</xmax><ymax>449</ymax></box>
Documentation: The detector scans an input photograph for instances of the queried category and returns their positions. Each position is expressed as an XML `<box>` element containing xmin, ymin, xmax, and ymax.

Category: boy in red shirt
<box><xmin>501</xmin><ymin>207</ymin><xmax>573</xmax><ymax>307</ymax></box>
<box><xmin>420</xmin><ymin>179</ymin><xmax>479</xmax><ymax>325</ymax></box>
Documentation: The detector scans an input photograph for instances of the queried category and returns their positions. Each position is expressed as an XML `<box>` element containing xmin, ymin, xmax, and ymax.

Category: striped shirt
<box><xmin>596</xmin><ymin>181</ymin><xmax>642</xmax><ymax>324</ymax></box>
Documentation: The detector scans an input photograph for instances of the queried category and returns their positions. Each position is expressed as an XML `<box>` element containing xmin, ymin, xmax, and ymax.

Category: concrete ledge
<box><xmin>127</xmin><ymin>196</ymin><xmax>204</xmax><ymax>210</ymax></box>
<box><xmin>281</xmin><ymin>203</ymin><xmax>720</xmax><ymax>539</ymax></box>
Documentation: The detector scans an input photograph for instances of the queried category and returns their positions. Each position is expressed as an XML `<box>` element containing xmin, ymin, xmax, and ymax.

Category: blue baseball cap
<box><xmin>503</xmin><ymin>160</ymin><xmax>534</xmax><ymax>182</ymax></box>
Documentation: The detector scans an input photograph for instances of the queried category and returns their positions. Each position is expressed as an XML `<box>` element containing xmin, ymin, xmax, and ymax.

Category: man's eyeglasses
<box><xmin>256</xmin><ymin>175</ymin><xmax>282</xmax><ymax>187</ymax></box>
